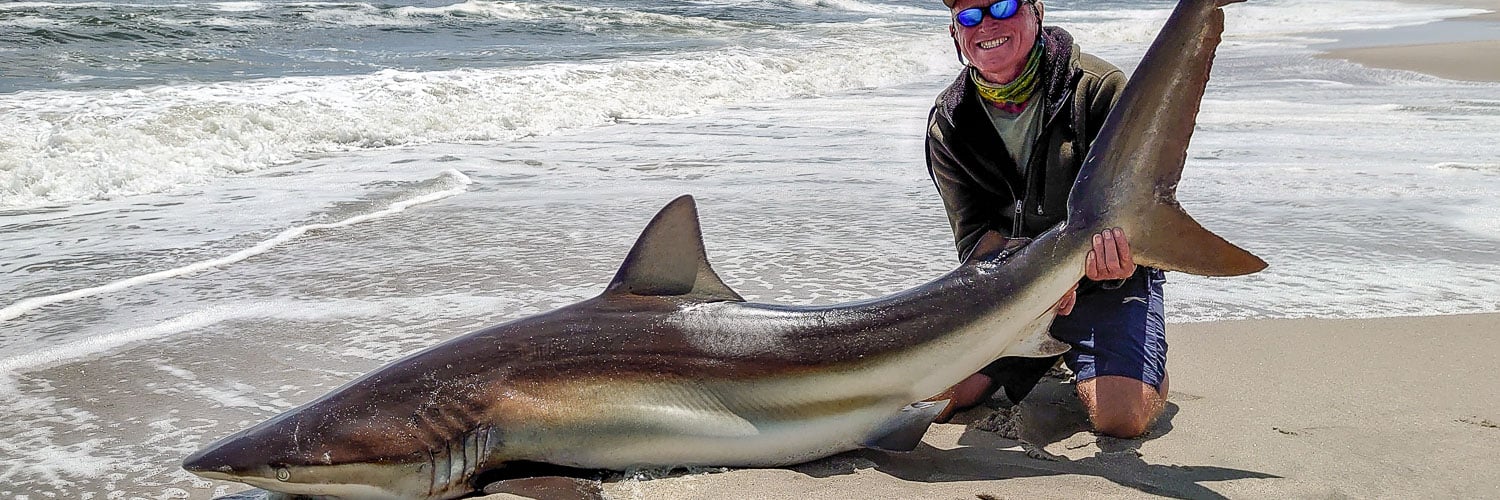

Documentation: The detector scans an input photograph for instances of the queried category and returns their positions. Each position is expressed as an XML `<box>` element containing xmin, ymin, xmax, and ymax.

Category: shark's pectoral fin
<box><xmin>482</xmin><ymin>476</ymin><xmax>606</xmax><ymax>500</ymax></box>
<box><xmin>862</xmin><ymin>400</ymin><xmax>948</xmax><ymax>452</ymax></box>
<box><xmin>604</xmin><ymin>195</ymin><xmax>744</xmax><ymax>302</ymax></box>
<box><xmin>209</xmin><ymin>489</ymin><xmax>275</xmax><ymax>500</ymax></box>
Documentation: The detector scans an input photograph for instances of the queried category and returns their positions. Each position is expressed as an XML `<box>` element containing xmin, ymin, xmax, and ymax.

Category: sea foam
<box><xmin>1055</xmin><ymin>0</ymin><xmax>1482</xmax><ymax>46</ymax></box>
<box><xmin>0</xmin><ymin>299</ymin><xmax>384</xmax><ymax>384</ymax></box>
<box><xmin>0</xmin><ymin>35</ymin><xmax>946</xmax><ymax>209</ymax></box>
<box><xmin>0</xmin><ymin>169</ymin><xmax>472</xmax><ymax>323</ymax></box>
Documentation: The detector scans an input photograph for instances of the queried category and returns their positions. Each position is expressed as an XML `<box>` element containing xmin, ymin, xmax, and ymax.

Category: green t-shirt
<box><xmin>981</xmin><ymin>94</ymin><xmax>1044</xmax><ymax>178</ymax></box>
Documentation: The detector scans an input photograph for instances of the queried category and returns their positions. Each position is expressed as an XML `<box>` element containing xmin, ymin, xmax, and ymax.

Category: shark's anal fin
<box><xmin>862</xmin><ymin>400</ymin><xmax>948</xmax><ymax>452</ymax></box>
<box><xmin>604</xmin><ymin>195</ymin><xmax>744</xmax><ymax>302</ymax></box>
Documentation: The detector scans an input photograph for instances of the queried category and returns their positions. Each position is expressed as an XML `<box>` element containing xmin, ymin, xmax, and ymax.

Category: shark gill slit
<box><xmin>417</xmin><ymin>399</ymin><xmax>468</xmax><ymax>489</ymax></box>
<box><xmin>464</xmin><ymin>429</ymin><xmax>477</xmax><ymax>488</ymax></box>
<box><xmin>449</xmin><ymin>434</ymin><xmax>464</xmax><ymax>491</ymax></box>
<box><xmin>426</xmin><ymin>450</ymin><xmax>437</xmax><ymax>498</ymax></box>
<box><xmin>481</xmin><ymin>425</ymin><xmax>501</xmax><ymax>470</ymax></box>
<box><xmin>464</xmin><ymin>427</ymin><xmax>481</xmax><ymax>489</ymax></box>
<box><xmin>423</xmin><ymin>408</ymin><xmax>456</xmax><ymax>495</ymax></box>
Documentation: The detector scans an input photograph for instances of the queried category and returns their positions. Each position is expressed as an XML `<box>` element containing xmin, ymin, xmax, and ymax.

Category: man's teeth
<box><xmin>979</xmin><ymin>37</ymin><xmax>1009</xmax><ymax>49</ymax></box>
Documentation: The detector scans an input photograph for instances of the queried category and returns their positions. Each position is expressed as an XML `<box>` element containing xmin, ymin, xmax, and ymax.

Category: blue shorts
<box><xmin>1048</xmin><ymin>267</ymin><xmax>1168</xmax><ymax>390</ymax></box>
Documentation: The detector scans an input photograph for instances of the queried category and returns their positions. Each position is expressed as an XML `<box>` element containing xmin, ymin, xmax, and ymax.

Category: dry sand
<box><xmin>551</xmin><ymin>313</ymin><xmax>1500</xmax><ymax>500</ymax></box>
<box><xmin>1319</xmin><ymin>0</ymin><xmax>1500</xmax><ymax>82</ymax></box>
<box><xmin>1321</xmin><ymin>41</ymin><xmax>1500</xmax><ymax>82</ymax></box>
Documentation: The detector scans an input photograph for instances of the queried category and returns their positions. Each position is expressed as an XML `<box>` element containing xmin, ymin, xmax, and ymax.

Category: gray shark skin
<box><xmin>181</xmin><ymin>1</ymin><xmax>1262</xmax><ymax>498</ymax></box>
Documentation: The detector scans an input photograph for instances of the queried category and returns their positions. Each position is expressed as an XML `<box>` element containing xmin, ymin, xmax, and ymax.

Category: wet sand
<box><xmin>1319</xmin><ymin>0</ymin><xmax>1500</xmax><ymax>82</ymax></box>
<box><xmin>1322</xmin><ymin>41</ymin><xmax>1500</xmax><ymax>82</ymax></box>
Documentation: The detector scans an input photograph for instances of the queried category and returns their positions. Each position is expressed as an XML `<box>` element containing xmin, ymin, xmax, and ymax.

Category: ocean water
<box><xmin>2</xmin><ymin>0</ymin><xmax>1499</xmax><ymax>497</ymax></box>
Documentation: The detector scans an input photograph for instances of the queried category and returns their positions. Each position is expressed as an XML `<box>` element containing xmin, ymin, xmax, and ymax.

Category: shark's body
<box><xmin>183</xmin><ymin>1</ymin><xmax>1261</xmax><ymax>498</ymax></box>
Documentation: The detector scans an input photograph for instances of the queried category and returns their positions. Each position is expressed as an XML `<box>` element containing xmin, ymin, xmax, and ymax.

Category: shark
<box><xmin>182</xmin><ymin>0</ymin><xmax>1261</xmax><ymax>498</ymax></box>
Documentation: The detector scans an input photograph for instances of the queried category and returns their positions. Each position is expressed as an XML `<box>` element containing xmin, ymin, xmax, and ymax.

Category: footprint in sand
<box><xmin>1457</xmin><ymin>417</ymin><xmax>1498</xmax><ymax>429</ymax></box>
<box><xmin>1167</xmin><ymin>391</ymin><xmax>1203</xmax><ymax>402</ymax></box>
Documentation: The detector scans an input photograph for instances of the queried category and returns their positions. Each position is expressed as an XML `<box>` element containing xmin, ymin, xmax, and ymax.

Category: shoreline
<box><xmin>1316</xmin><ymin>0</ymin><xmax>1500</xmax><ymax>82</ymax></box>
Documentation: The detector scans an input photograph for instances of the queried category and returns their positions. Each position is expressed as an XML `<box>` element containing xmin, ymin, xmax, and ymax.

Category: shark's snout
<box><xmin>183</xmin><ymin>402</ymin><xmax>451</xmax><ymax>499</ymax></box>
<box><xmin>182</xmin><ymin>432</ymin><xmax>280</xmax><ymax>482</ymax></box>
<box><xmin>182</xmin><ymin>412</ymin><xmax>316</xmax><ymax>485</ymax></box>
<box><xmin>180</xmin><ymin>446</ymin><xmax>227</xmax><ymax>475</ymax></box>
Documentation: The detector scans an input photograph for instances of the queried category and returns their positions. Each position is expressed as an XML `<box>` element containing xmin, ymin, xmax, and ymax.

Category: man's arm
<box><xmin>1083</xmin><ymin>65</ymin><xmax>1128</xmax><ymax>145</ymax></box>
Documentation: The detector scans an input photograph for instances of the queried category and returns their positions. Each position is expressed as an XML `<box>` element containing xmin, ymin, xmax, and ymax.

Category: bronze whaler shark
<box><xmin>183</xmin><ymin>0</ymin><xmax>1261</xmax><ymax>498</ymax></box>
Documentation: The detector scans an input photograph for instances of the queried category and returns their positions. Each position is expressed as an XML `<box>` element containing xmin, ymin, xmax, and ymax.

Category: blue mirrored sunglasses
<box><xmin>954</xmin><ymin>0</ymin><xmax>1023</xmax><ymax>27</ymax></box>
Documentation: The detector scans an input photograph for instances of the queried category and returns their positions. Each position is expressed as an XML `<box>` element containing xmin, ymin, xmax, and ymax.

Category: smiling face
<box><xmin>949</xmin><ymin>0</ymin><xmax>1044</xmax><ymax>83</ymax></box>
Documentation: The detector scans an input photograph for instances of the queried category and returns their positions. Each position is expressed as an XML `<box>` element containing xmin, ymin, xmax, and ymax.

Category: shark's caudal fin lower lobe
<box><xmin>1067</xmin><ymin>0</ymin><xmax>1264</xmax><ymax>278</ymax></box>
<box><xmin>1132</xmin><ymin>203</ymin><xmax>1266</xmax><ymax>277</ymax></box>
<box><xmin>604</xmin><ymin>195</ymin><xmax>745</xmax><ymax>301</ymax></box>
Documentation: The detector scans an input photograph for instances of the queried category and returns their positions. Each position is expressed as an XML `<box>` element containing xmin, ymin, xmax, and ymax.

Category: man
<box><xmin>925</xmin><ymin>0</ymin><xmax>1169</xmax><ymax>438</ymax></box>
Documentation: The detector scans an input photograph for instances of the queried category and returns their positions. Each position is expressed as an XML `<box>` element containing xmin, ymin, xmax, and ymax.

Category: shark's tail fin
<box><xmin>1067</xmin><ymin>0</ymin><xmax>1264</xmax><ymax>277</ymax></box>
<box><xmin>1124</xmin><ymin>202</ymin><xmax>1266</xmax><ymax>277</ymax></box>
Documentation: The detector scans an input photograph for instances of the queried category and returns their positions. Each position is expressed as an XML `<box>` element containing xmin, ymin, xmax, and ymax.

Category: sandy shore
<box><xmin>1319</xmin><ymin>0</ymin><xmax>1500</xmax><ymax>82</ymax></box>
<box><xmin>1321</xmin><ymin>41</ymin><xmax>1500</xmax><ymax>82</ymax></box>
<box><xmin>541</xmin><ymin>313</ymin><xmax>1500</xmax><ymax>500</ymax></box>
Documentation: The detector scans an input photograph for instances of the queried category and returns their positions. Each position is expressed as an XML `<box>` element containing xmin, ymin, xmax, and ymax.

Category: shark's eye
<box><xmin>275</xmin><ymin>467</ymin><xmax>291</xmax><ymax>482</ymax></box>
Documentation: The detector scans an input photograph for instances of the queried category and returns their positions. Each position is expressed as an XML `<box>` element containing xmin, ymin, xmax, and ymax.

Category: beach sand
<box><xmin>1321</xmin><ymin>41</ymin><xmax>1500</xmax><ymax>82</ymax></box>
<box><xmin>1319</xmin><ymin>0</ymin><xmax>1500</xmax><ymax>82</ymax></box>
<box><xmin>533</xmin><ymin>313</ymin><xmax>1500</xmax><ymax>500</ymax></box>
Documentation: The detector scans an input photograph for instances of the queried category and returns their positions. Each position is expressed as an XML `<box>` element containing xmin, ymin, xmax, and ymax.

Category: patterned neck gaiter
<box><xmin>971</xmin><ymin>41</ymin><xmax>1044</xmax><ymax>112</ymax></box>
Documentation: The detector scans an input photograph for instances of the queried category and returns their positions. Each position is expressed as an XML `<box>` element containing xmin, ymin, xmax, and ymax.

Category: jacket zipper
<box><xmin>1013</xmin><ymin>87</ymin><xmax>1076</xmax><ymax>237</ymax></box>
<box><xmin>1011</xmin><ymin>199</ymin><xmax>1024</xmax><ymax>236</ymax></box>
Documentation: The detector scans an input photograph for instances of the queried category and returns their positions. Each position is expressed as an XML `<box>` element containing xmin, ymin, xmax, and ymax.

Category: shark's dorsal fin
<box><xmin>604</xmin><ymin>195</ymin><xmax>744</xmax><ymax>302</ymax></box>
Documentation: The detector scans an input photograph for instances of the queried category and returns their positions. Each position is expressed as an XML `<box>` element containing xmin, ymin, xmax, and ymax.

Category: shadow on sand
<box><xmin>791</xmin><ymin>377</ymin><xmax>1279</xmax><ymax>500</ymax></box>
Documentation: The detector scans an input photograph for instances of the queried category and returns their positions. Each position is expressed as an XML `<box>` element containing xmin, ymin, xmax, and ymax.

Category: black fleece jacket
<box><xmin>926</xmin><ymin>26</ymin><xmax>1127</xmax><ymax>261</ymax></box>
<box><xmin>924</xmin><ymin>27</ymin><xmax>1129</xmax><ymax>403</ymax></box>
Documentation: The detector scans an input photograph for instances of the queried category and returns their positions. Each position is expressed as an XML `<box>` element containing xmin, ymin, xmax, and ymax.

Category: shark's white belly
<box><xmin>538</xmin><ymin>402</ymin><xmax>900</xmax><ymax>469</ymax></box>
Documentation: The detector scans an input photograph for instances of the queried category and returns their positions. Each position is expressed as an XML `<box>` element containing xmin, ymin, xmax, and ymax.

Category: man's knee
<box><xmin>926</xmin><ymin>373</ymin><xmax>993</xmax><ymax>423</ymax></box>
<box><xmin>1092</xmin><ymin>407</ymin><xmax>1154</xmax><ymax>438</ymax></box>
<box><xmin>1076</xmin><ymin>375</ymin><xmax>1165</xmax><ymax>438</ymax></box>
